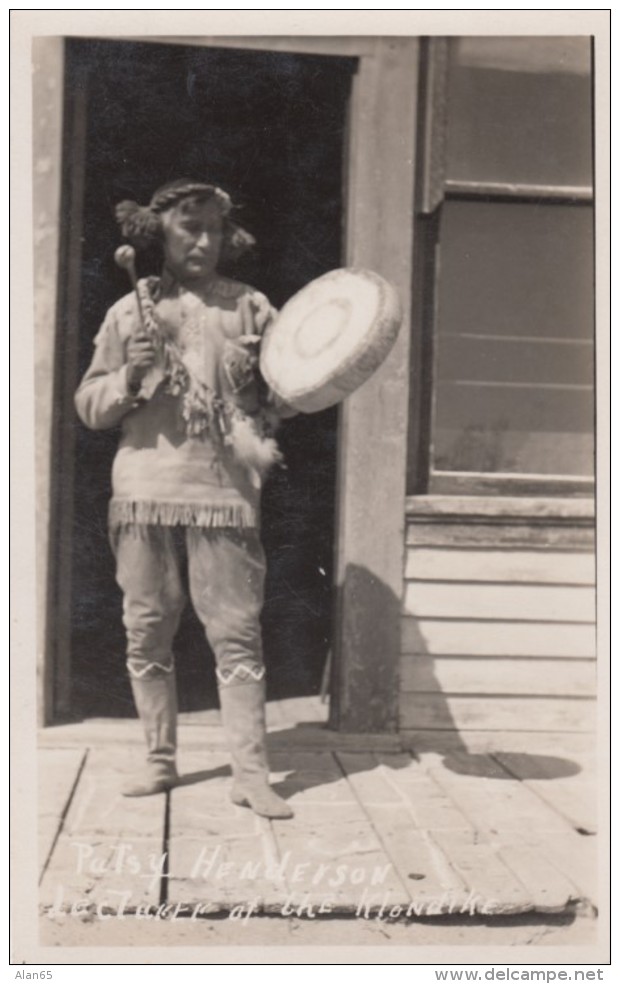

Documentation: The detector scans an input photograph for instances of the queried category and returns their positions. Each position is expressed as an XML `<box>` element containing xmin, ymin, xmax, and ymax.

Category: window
<box><xmin>408</xmin><ymin>37</ymin><xmax>595</xmax><ymax>495</ymax></box>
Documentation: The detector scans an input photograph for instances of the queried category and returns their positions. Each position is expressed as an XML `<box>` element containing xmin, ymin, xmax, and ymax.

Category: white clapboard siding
<box><xmin>399</xmin><ymin>695</ymin><xmax>596</xmax><ymax>733</ymax></box>
<box><xmin>403</xmin><ymin>581</ymin><xmax>595</xmax><ymax>623</ymax></box>
<box><xmin>399</xmin><ymin>656</ymin><xmax>597</xmax><ymax>698</ymax></box>
<box><xmin>401</xmin><ymin>617</ymin><xmax>596</xmax><ymax>658</ymax></box>
<box><xmin>399</xmin><ymin>537</ymin><xmax>596</xmax><ymax>732</ymax></box>
<box><xmin>405</xmin><ymin>548</ymin><xmax>595</xmax><ymax>585</ymax></box>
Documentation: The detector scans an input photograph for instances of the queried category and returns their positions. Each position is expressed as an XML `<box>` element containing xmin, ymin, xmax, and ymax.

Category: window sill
<box><xmin>405</xmin><ymin>494</ymin><xmax>595</xmax><ymax>524</ymax></box>
<box><xmin>427</xmin><ymin>471</ymin><xmax>595</xmax><ymax>498</ymax></box>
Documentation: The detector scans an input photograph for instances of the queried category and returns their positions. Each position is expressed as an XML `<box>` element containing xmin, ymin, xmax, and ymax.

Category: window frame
<box><xmin>408</xmin><ymin>38</ymin><xmax>596</xmax><ymax>499</ymax></box>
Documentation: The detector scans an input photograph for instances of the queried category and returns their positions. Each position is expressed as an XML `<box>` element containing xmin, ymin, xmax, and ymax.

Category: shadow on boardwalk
<box><xmin>38</xmin><ymin>698</ymin><xmax>598</xmax><ymax>922</ymax></box>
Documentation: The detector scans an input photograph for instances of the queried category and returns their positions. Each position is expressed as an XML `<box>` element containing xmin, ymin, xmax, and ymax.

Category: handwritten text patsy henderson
<box><xmin>69</xmin><ymin>841</ymin><xmax>395</xmax><ymax>893</ymax></box>
<box><xmin>43</xmin><ymin>841</ymin><xmax>502</xmax><ymax>921</ymax></box>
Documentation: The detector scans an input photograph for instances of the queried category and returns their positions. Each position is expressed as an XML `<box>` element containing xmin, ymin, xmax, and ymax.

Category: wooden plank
<box><xmin>272</xmin><ymin>815</ymin><xmax>407</xmax><ymax>911</ymax></box>
<box><xmin>493</xmin><ymin>750</ymin><xmax>597</xmax><ymax>834</ymax></box>
<box><xmin>416</xmin><ymin>745</ymin><xmax>598</xmax><ymax>907</ymax></box>
<box><xmin>514</xmin><ymin>829</ymin><xmax>598</xmax><ymax>906</ymax></box>
<box><xmin>55</xmin><ymin>748</ymin><xmax>169</xmax><ymax>841</ymax></box>
<box><xmin>272</xmin><ymin>801</ymin><xmax>377</xmax><ymax>828</ymax></box>
<box><xmin>430</xmin><ymin>830</ymin><xmax>536</xmax><ymax>914</ymax></box>
<box><xmin>405</xmin><ymin>547</ymin><xmax>595</xmax><ymax>584</ymax></box>
<box><xmin>407</xmin><ymin>523</ymin><xmax>595</xmax><ymax>549</ymax></box>
<box><xmin>40</xmin><ymin>748</ymin><xmax>166</xmax><ymax>911</ymax></box>
<box><xmin>167</xmin><ymin>751</ymin><xmax>280</xmax><ymax>912</ymax></box>
<box><xmin>338</xmin><ymin>752</ymin><xmax>547</xmax><ymax>915</ymax></box>
<box><xmin>403</xmin><ymin>581</ymin><xmax>595</xmax><ymax>622</ymax></box>
<box><xmin>41</xmin><ymin>834</ymin><xmax>166</xmax><ymax>915</ymax></box>
<box><xmin>423</xmin><ymin>749</ymin><xmax>584</xmax><ymax>836</ymax></box>
<box><xmin>401</xmin><ymin>617</ymin><xmax>597</xmax><ymax>658</ymax></box>
<box><xmin>331</xmin><ymin>38</ymin><xmax>419</xmax><ymax>733</ymax></box>
<box><xmin>268</xmin><ymin>750</ymin><xmax>357</xmax><ymax>804</ymax></box>
<box><xmin>38</xmin><ymin>748</ymin><xmax>86</xmax><ymax>878</ymax></box>
<box><xmin>170</xmin><ymin>835</ymin><xmax>277</xmax><ymax>914</ymax></box>
<box><xmin>406</xmin><ymin>495</ymin><xmax>595</xmax><ymax>521</ymax></box>
<box><xmin>494</xmin><ymin>842</ymin><xmax>585</xmax><ymax>912</ymax></box>
<box><xmin>399</xmin><ymin>656</ymin><xmax>597</xmax><ymax>697</ymax></box>
<box><xmin>372</xmin><ymin>752</ymin><xmax>477</xmax><ymax>832</ymax></box>
<box><xmin>268</xmin><ymin>751</ymin><xmax>407</xmax><ymax>911</ymax></box>
<box><xmin>334</xmin><ymin>752</ymin><xmax>408</xmax><ymax>806</ymax></box>
<box><xmin>357</xmin><ymin>814</ymin><xmax>474</xmax><ymax>914</ymax></box>
<box><xmin>399</xmin><ymin>695</ymin><xmax>596</xmax><ymax>732</ymax></box>
<box><xmin>336</xmin><ymin>752</ymin><xmax>470</xmax><ymax>911</ymax></box>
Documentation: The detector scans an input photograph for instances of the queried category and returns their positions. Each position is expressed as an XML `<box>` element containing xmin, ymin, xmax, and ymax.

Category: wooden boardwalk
<box><xmin>38</xmin><ymin>698</ymin><xmax>598</xmax><ymax>920</ymax></box>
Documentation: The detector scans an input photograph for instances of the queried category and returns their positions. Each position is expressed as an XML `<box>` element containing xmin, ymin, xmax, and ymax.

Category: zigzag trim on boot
<box><xmin>216</xmin><ymin>664</ymin><xmax>265</xmax><ymax>685</ymax></box>
<box><xmin>127</xmin><ymin>660</ymin><xmax>175</xmax><ymax>679</ymax></box>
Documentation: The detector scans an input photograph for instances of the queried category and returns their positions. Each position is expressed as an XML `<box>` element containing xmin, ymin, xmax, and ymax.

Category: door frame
<box><xmin>330</xmin><ymin>38</ymin><xmax>419</xmax><ymax>731</ymax></box>
<box><xmin>34</xmin><ymin>35</ymin><xmax>419</xmax><ymax>729</ymax></box>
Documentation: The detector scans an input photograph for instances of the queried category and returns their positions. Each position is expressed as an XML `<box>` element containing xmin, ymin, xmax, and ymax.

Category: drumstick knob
<box><xmin>114</xmin><ymin>245</ymin><xmax>145</xmax><ymax>328</ymax></box>
<box><xmin>114</xmin><ymin>244</ymin><xmax>137</xmax><ymax>275</ymax></box>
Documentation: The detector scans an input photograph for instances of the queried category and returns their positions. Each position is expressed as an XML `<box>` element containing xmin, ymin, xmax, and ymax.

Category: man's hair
<box><xmin>115</xmin><ymin>178</ymin><xmax>256</xmax><ymax>261</ymax></box>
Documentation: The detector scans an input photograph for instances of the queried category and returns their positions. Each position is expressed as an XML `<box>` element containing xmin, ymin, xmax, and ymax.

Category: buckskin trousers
<box><xmin>110</xmin><ymin>523</ymin><xmax>294</xmax><ymax>814</ymax></box>
<box><xmin>111</xmin><ymin>523</ymin><xmax>267</xmax><ymax>687</ymax></box>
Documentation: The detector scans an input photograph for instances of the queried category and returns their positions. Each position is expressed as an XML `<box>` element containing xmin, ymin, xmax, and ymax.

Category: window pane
<box><xmin>445</xmin><ymin>37</ymin><xmax>593</xmax><ymax>189</ymax></box>
<box><xmin>432</xmin><ymin>201</ymin><xmax>595</xmax><ymax>477</ymax></box>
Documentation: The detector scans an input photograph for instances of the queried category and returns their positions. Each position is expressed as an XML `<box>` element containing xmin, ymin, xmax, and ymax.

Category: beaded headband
<box><xmin>115</xmin><ymin>180</ymin><xmax>250</xmax><ymax>253</ymax></box>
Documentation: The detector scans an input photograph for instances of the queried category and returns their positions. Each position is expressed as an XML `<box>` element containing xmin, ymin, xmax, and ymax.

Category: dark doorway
<box><xmin>65</xmin><ymin>39</ymin><xmax>354</xmax><ymax>717</ymax></box>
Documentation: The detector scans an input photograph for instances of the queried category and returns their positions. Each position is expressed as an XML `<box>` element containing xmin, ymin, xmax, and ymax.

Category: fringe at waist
<box><xmin>108</xmin><ymin>498</ymin><xmax>257</xmax><ymax>529</ymax></box>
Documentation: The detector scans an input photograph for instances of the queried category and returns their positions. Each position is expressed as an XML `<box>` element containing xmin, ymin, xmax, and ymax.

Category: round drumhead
<box><xmin>259</xmin><ymin>268</ymin><xmax>402</xmax><ymax>413</ymax></box>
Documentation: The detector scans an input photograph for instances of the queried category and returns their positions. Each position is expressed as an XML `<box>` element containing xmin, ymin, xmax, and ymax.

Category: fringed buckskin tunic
<box><xmin>75</xmin><ymin>273</ymin><xmax>278</xmax><ymax>530</ymax></box>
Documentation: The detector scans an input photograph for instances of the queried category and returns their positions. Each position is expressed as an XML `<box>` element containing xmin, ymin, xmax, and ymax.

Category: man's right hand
<box><xmin>126</xmin><ymin>331</ymin><xmax>158</xmax><ymax>391</ymax></box>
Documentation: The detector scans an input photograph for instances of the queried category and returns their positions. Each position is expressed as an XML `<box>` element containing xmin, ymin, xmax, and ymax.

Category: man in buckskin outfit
<box><xmin>75</xmin><ymin>178</ymin><xmax>294</xmax><ymax>819</ymax></box>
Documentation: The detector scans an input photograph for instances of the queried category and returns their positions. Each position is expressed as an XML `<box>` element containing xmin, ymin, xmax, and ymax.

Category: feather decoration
<box><xmin>226</xmin><ymin>413</ymin><xmax>283</xmax><ymax>477</ymax></box>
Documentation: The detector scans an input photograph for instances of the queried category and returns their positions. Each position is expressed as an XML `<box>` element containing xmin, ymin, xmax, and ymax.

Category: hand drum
<box><xmin>259</xmin><ymin>268</ymin><xmax>402</xmax><ymax>414</ymax></box>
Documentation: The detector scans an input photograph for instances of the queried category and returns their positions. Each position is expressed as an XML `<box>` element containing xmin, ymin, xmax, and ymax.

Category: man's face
<box><xmin>161</xmin><ymin>197</ymin><xmax>224</xmax><ymax>284</ymax></box>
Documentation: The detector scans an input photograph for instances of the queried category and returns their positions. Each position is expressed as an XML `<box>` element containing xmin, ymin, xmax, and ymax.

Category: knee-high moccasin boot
<box><xmin>218</xmin><ymin>679</ymin><xmax>293</xmax><ymax>820</ymax></box>
<box><xmin>122</xmin><ymin>671</ymin><xmax>179</xmax><ymax>797</ymax></box>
